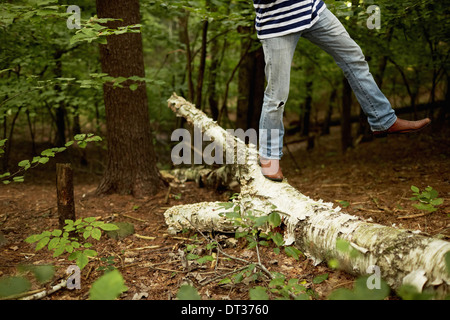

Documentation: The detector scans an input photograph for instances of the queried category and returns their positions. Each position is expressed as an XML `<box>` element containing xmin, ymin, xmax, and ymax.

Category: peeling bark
<box><xmin>165</xmin><ymin>93</ymin><xmax>450</xmax><ymax>295</ymax></box>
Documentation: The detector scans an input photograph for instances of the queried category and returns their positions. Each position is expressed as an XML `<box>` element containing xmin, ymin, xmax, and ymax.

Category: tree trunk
<box><xmin>95</xmin><ymin>0</ymin><xmax>163</xmax><ymax>197</ymax></box>
<box><xmin>207</xmin><ymin>34</ymin><xmax>220</xmax><ymax>121</ymax></box>
<box><xmin>195</xmin><ymin>19</ymin><xmax>208</xmax><ymax>110</ymax></box>
<box><xmin>236</xmin><ymin>28</ymin><xmax>264</xmax><ymax>132</ymax></box>
<box><xmin>322</xmin><ymin>88</ymin><xmax>337</xmax><ymax>135</ymax></box>
<box><xmin>165</xmin><ymin>93</ymin><xmax>450</xmax><ymax>296</ymax></box>
<box><xmin>341</xmin><ymin>77</ymin><xmax>353</xmax><ymax>152</ymax></box>
<box><xmin>53</xmin><ymin>51</ymin><xmax>66</xmax><ymax>147</ymax></box>
<box><xmin>301</xmin><ymin>79</ymin><xmax>313</xmax><ymax>137</ymax></box>
<box><xmin>178</xmin><ymin>11</ymin><xmax>195</xmax><ymax>103</ymax></box>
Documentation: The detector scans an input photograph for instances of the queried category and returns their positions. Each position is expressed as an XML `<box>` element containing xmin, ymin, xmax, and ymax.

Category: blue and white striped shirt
<box><xmin>253</xmin><ymin>0</ymin><xmax>326</xmax><ymax>39</ymax></box>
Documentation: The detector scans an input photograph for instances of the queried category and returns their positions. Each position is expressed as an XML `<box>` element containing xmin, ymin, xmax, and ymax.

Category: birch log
<box><xmin>165</xmin><ymin>93</ymin><xmax>450</xmax><ymax>295</ymax></box>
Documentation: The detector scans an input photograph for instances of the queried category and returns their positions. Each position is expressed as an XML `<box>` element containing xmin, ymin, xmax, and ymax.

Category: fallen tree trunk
<box><xmin>161</xmin><ymin>165</ymin><xmax>238</xmax><ymax>190</ymax></box>
<box><xmin>164</xmin><ymin>93</ymin><xmax>450</xmax><ymax>296</ymax></box>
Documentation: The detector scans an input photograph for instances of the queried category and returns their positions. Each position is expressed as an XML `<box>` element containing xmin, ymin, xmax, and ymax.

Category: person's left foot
<box><xmin>259</xmin><ymin>158</ymin><xmax>284</xmax><ymax>182</ymax></box>
<box><xmin>373</xmin><ymin>117</ymin><xmax>431</xmax><ymax>137</ymax></box>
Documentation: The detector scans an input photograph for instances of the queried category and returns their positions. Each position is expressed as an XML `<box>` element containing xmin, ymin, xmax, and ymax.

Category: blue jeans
<box><xmin>259</xmin><ymin>8</ymin><xmax>397</xmax><ymax>160</ymax></box>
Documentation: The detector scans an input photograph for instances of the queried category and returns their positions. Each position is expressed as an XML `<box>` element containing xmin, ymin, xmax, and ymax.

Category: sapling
<box><xmin>410</xmin><ymin>185</ymin><xmax>443</xmax><ymax>213</ymax></box>
<box><xmin>25</xmin><ymin>217</ymin><xmax>119</xmax><ymax>270</ymax></box>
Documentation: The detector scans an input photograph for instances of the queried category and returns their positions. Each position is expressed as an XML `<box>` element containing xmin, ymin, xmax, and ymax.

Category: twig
<box><xmin>200</xmin><ymin>265</ymin><xmax>250</xmax><ymax>286</ymax></box>
<box><xmin>135</xmin><ymin>234</ymin><xmax>156</xmax><ymax>240</ymax></box>
<box><xmin>20</xmin><ymin>279</ymin><xmax>67</xmax><ymax>300</ymax></box>
<box><xmin>398</xmin><ymin>211</ymin><xmax>435</xmax><ymax>220</ymax></box>
<box><xmin>170</xmin><ymin>235</ymin><xmax>203</xmax><ymax>242</ymax></box>
<box><xmin>129</xmin><ymin>245</ymin><xmax>160</xmax><ymax>251</ymax></box>
<box><xmin>0</xmin><ymin>288</ymin><xmax>45</xmax><ymax>300</ymax></box>
<box><xmin>149</xmin><ymin>266</ymin><xmax>184</xmax><ymax>273</ymax></box>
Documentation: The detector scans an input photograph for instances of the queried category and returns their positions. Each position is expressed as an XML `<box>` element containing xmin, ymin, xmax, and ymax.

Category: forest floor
<box><xmin>0</xmin><ymin>121</ymin><xmax>449</xmax><ymax>301</ymax></box>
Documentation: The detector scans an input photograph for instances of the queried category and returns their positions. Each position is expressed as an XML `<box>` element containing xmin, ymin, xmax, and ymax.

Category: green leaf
<box><xmin>65</xmin><ymin>244</ymin><xmax>74</xmax><ymax>253</ymax></box>
<box><xmin>71</xmin><ymin>241</ymin><xmax>80</xmax><ymax>249</ymax></box>
<box><xmin>91</xmin><ymin>228</ymin><xmax>101</xmax><ymax>240</ymax></box>
<box><xmin>186</xmin><ymin>253</ymin><xmax>200</xmax><ymax>260</ymax></box>
<box><xmin>18</xmin><ymin>160</ymin><xmax>30</xmax><ymax>169</ymax></box>
<box><xmin>89</xmin><ymin>269</ymin><xmax>128</xmax><ymax>300</ymax></box>
<box><xmin>176</xmin><ymin>284</ymin><xmax>201</xmax><ymax>300</ymax></box>
<box><xmin>330</xmin><ymin>277</ymin><xmax>390</xmax><ymax>300</ymax></box>
<box><xmin>336</xmin><ymin>238</ymin><xmax>351</xmax><ymax>252</ymax></box>
<box><xmin>53</xmin><ymin>246</ymin><xmax>65</xmax><ymax>257</ymax></box>
<box><xmin>413</xmin><ymin>203</ymin><xmax>437</xmax><ymax>212</ymax></box>
<box><xmin>82</xmin><ymin>230</ymin><xmax>91</xmax><ymax>239</ymax></box>
<box><xmin>217</xmin><ymin>202</ymin><xmax>234</xmax><ymax>210</ymax></box>
<box><xmin>269</xmin><ymin>276</ymin><xmax>285</xmax><ymax>288</ymax></box>
<box><xmin>411</xmin><ymin>185</ymin><xmax>420</xmax><ymax>193</ymax></box>
<box><xmin>40</xmin><ymin>149</ymin><xmax>55</xmax><ymax>157</ymax></box>
<box><xmin>129</xmin><ymin>83</ymin><xmax>139</xmax><ymax>91</ymax></box>
<box><xmin>13</xmin><ymin>176</ymin><xmax>24</xmax><ymax>183</ymax></box>
<box><xmin>84</xmin><ymin>249</ymin><xmax>97</xmax><ymax>257</ymax></box>
<box><xmin>284</xmin><ymin>246</ymin><xmax>302</xmax><ymax>260</ymax></box>
<box><xmin>396</xmin><ymin>284</ymin><xmax>434</xmax><ymax>300</ymax></box>
<box><xmin>25</xmin><ymin>234</ymin><xmax>42</xmax><ymax>244</ymax></box>
<box><xmin>52</xmin><ymin>229</ymin><xmax>62</xmax><ymax>237</ymax></box>
<box><xmin>197</xmin><ymin>255</ymin><xmax>215</xmax><ymax>264</ymax></box>
<box><xmin>268</xmin><ymin>212</ymin><xmax>282</xmax><ymax>227</ymax></box>
<box><xmin>77</xmin><ymin>252</ymin><xmax>89</xmax><ymax>270</ymax></box>
<box><xmin>35</xmin><ymin>237</ymin><xmax>50</xmax><ymax>251</ymax></box>
<box><xmin>218</xmin><ymin>278</ymin><xmax>231</xmax><ymax>285</ymax></box>
<box><xmin>0</xmin><ymin>172</ymin><xmax>10</xmax><ymax>179</ymax></box>
<box><xmin>430</xmin><ymin>198</ymin><xmax>443</xmax><ymax>206</ymax></box>
<box><xmin>337</xmin><ymin>200</ymin><xmax>350</xmax><ymax>208</ymax></box>
<box><xmin>38</xmin><ymin>157</ymin><xmax>49</xmax><ymax>164</ymax></box>
<box><xmin>313</xmin><ymin>273</ymin><xmax>329</xmax><ymax>284</ymax></box>
<box><xmin>99</xmin><ymin>223</ymin><xmax>120</xmax><ymax>231</ymax></box>
<box><xmin>19</xmin><ymin>265</ymin><xmax>55</xmax><ymax>284</ymax></box>
<box><xmin>271</xmin><ymin>232</ymin><xmax>284</xmax><ymax>246</ymax></box>
<box><xmin>254</xmin><ymin>215</ymin><xmax>269</xmax><ymax>227</ymax></box>
<box><xmin>0</xmin><ymin>276</ymin><xmax>31</xmax><ymax>298</ymax></box>
<box><xmin>47</xmin><ymin>237</ymin><xmax>60</xmax><ymax>250</ymax></box>
<box><xmin>249</xmin><ymin>286</ymin><xmax>269</xmax><ymax>300</ymax></box>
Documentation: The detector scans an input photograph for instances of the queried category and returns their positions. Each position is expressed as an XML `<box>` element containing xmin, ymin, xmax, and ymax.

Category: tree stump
<box><xmin>56</xmin><ymin>163</ymin><xmax>75</xmax><ymax>229</ymax></box>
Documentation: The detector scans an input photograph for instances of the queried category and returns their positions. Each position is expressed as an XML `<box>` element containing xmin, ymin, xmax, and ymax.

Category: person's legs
<box><xmin>259</xmin><ymin>32</ymin><xmax>301</xmax><ymax>161</ymax></box>
<box><xmin>302</xmin><ymin>8</ymin><xmax>397</xmax><ymax>132</ymax></box>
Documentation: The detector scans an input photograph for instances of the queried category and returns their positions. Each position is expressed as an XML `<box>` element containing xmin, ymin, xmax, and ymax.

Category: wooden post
<box><xmin>56</xmin><ymin>163</ymin><xmax>75</xmax><ymax>229</ymax></box>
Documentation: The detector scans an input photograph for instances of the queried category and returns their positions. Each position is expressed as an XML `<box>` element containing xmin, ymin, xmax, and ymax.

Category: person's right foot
<box><xmin>373</xmin><ymin>118</ymin><xmax>431</xmax><ymax>137</ymax></box>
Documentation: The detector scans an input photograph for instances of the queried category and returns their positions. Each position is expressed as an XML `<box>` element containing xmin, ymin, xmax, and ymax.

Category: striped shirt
<box><xmin>253</xmin><ymin>0</ymin><xmax>326</xmax><ymax>39</ymax></box>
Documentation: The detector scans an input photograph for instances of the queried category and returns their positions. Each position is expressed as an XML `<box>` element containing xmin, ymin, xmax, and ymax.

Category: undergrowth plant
<box><xmin>25</xmin><ymin>217</ymin><xmax>119</xmax><ymax>270</ymax></box>
<box><xmin>409</xmin><ymin>185</ymin><xmax>444</xmax><ymax>213</ymax></box>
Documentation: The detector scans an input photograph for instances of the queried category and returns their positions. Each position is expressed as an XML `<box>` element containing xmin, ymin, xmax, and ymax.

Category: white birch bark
<box><xmin>165</xmin><ymin>93</ymin><xmax>450</xmax><ymax>295</ymax></box>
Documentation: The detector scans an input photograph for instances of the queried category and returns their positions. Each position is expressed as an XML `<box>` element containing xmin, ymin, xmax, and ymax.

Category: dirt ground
<box><xmin>0</xmin><ymin>122</ymin><xmax>449</xmax><ymax>300</ymax></box>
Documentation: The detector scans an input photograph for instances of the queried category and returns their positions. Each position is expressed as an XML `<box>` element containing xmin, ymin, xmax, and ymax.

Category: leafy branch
<box><xmin>0</xmin><ymin>133</ymin><xmax>102</xmax><ymax>184</ymax></box>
